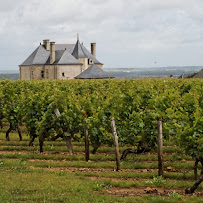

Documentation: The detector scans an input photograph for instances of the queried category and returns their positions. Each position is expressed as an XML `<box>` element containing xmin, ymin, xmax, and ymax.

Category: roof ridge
<box><xmin>56</xmin><ymin>44</ymin><xmax>75</xmax><ymax>45</ymax></box>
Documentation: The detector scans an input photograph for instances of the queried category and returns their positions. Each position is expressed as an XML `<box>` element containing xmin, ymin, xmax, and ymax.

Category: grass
<box><xmin>1</xmin><ymin>170</ymin><xmax>201</xmax><ymax>203</ymax></box>
<box><xmin>0</xmin><ymin>155</ymin><xmax>199</xmax><ymax>171</ymax></box>
<box><xmin>0</xmin><ymin>170</ymin><xmax>123</xmax><ymax>203</ymax></box>
<box><xmin>0</xmin><ymin>151</ymin><xmax>195</xmax><ymax>166</ymax></box>
<box><xmin>0</xmin><ymin>164</ymin><xmax>202</xmax><ymax>203</ymax></box>
<box><xmin>0</xmin><ymin>132</ymin><xmax>202</xmax><ymax>202</ymax></box>
<box><xmin>76</xmin><ymin>170</ymin><xmax>199</xmax><ymax>181</ymax></box>
<box><xmin>0</xmin><ymin>153</ymin><xmax>200</xmax><ymax>171</ymax></box>
<box><xmin>0</xmin><ymin>158</ymin><xmax>200</xmax><ymax>181</ymax></box>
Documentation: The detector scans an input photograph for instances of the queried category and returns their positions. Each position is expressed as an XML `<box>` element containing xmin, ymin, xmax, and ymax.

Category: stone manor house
<box><xmin>19</xmin><ymin>38</ymin><xmax>103</xmax><ymax>80</ymax></box>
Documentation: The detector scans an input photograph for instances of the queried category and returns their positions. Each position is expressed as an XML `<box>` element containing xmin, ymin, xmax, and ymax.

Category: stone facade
<box><xmin>57</xmin><ymin>65</ymin><xmax>82</xmax><ymax>80</ymax></box>
<box><xmin>19</xmin><ymin>65</ymin><xmax>83</xmax><ymax>80</ymax></box>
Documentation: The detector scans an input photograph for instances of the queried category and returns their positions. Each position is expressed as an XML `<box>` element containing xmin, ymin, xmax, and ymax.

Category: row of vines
<box><xmin>0</xmin><ymin>79</ymin><xmax>202</xmax><ymax>175</ymax></box>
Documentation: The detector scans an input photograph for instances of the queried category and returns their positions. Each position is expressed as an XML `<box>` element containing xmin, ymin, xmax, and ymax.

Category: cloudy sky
<box><xmin>1</xmin><ymin>0</ymin><xmax>203</xmax><ymax>70</ymax></box>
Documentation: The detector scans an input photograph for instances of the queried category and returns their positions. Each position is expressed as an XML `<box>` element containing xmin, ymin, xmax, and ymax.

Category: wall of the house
<box><xmin>44</xmin><ymin>66</ymin><xmax>55</xmax><ymax>79</ymax></box>
<box><xmin>19</xmin><ymin>66</ymin><xmax>30</xmax><ymax>80</ymax></box>
<box><xmin>77</xmin><ymin>58</ymin><xmax>88</xmax><ymax>71</ymax></box>
<box><xmin>20</xmin><ymin>65</ymin><xmax>82</xmax><ymax>80</ymax></box>
<box><xmin>56</xmin><ymin>65</ymin><xmax>82</xmax><ymax>79</ymax></box>
<box><xmin>20</xmin><ymin>66</ymin><xmax>47</xmax><ymax>80</ymax></box>
<box><xmin>20</xmin><ymin>66</ymin><xmax>33</xmax><ymax>80</ymax></box>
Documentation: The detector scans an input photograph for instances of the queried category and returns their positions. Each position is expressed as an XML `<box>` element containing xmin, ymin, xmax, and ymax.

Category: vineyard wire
<box><xmin>123</xmin><ymin>137</ymin><xmax>153</xmax><ymax>169</ymax></box>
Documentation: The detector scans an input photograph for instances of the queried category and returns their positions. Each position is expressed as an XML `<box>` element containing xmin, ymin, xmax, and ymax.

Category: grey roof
<box><xmin>21</xmin><ymin>45</ymin><xmax>50</xmax><ymax>66</ymax></box>
<box><xmin>81</xmin><ymin>45</ymin><xmax>103</xmax><ymax>65</ymax></box>
<box><xmin>193</xmin><ymin>69</ymin><xmax>203</xmax><ymax>78</ymax></box>
<box><xmin>55</xmin><ymin>44</ymin><xmax>75</xmax><ymax>52</ymax></box>
<box><xmin>55</xmin><ymin>50</ymin><xmax>81</xmax><ymax>65</ymax></box>
<box><xmin>44</xmin><ymin>50</ymin><xmax>81</xmax><ymax>65</ymax></box>
<box><xmin>72</xmin><ymin>40</ymin><xmax>87</xmax><ymax>58</ymax></box>
<box><xmin>55</xmin><ymin>44</ymin><xmax>102</xmax><ymax>64</ymax></box>
<box><xmin>20</xmin><ymin>41</ymin><xmax>103</xmax><ymax>66</ymax></box>
<box><xmin>75</xmin><ymin>64</ymin><xmax>113</xmax><ymax>79</ymax></box>
<box><xmin>45</xmin><ymin>50</ymin><xmax>63</xmax><ymax>65</ymax></box>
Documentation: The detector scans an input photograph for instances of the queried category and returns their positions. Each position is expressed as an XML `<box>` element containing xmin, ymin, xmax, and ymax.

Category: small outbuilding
<box><xmin>75</xmin><ymin>64</ymin><xmax>114</xmax><ymax>79</ymax></box>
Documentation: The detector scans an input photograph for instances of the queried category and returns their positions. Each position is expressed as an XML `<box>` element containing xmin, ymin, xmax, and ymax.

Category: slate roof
<box><xmin>193</xmin><ymin>69</ymin><xmax>203</xmax><ymax>78</ymax></box>
<box><xmin>72</xmin><ymin>40</ymin><xmax>87</xmax><ymax>58</ymax></box>
<box><xmin>55</xmin><ymin>44</ymin><xmax>102</xmax><ymax>64</ymax></box>
<box><xmin>21</xmin><ymin>46</ymin><xmax>50</xmax><ymax>66</ymax></box>
<box><xmin>75</xmin><ymin>64</ymin><xmax>113</xmax><ymax>79</ymax></box>
<box><xmin>20</xmin><ymin>41</ymin><xmax>102</xmax><ymax>66</ymax></box>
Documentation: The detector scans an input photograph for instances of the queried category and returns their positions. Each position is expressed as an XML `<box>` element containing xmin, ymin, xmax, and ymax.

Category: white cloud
<box><xmin>0</xmin><ymin>0</ymin><xmax>203</xmax><ymax>69</ymax></box>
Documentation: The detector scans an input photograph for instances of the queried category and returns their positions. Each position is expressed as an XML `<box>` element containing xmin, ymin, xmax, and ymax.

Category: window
<box><xmin>62</xmin><ymin>72</ymin><xmax>65</xmax><ymax>77</ymax></box>
<box><xmin>88</xmin><ymin>59</ymin><xmax>94</xmax><ymax>65</ymax></box>
<box><xmin>41</xmin><ymin>70</ymin><xmax>44</xmax><ymax>78</ymax></box>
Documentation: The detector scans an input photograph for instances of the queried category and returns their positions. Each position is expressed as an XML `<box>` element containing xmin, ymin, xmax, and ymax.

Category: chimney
<box><xmin>43</xmin><ymin>39</ymin><xmax>50</xmax><ymax>51</ymax></box>
<box><xmin>50</xmin><ymin>42</ymin><xmax>55</xmax><ymax>64</ymax></box>
<box><xmin>91</xmin><ymin>43</ymin><xmax>96</xmax><ymax>58</ymax></box>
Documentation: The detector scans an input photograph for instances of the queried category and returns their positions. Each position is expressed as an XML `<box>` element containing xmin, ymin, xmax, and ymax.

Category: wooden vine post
<box><xmin>54</xmin><ymin>108</ymin><xmax>73</xmax><ymax>155</ymax></box>
<box><xmin>83</xmin><ymin>111</ymin><xmax>89</xmax><ymax>162</ymax></box>
<box><xmin>157</xmin><ymin>116</ymin><xmax>164</xmax><ymax>176</ymax></box>
<box><xmin>111</xmin><ymin>117</ymin><xmax>120</xmax><ymax>171</ymax></box>
<box><xmin>54</xmin><ymin>108</ymin><xmax>61</xmax><ymax>118</ymax></box>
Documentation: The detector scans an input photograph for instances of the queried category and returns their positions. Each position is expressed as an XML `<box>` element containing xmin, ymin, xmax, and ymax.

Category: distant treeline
<box><xmin>0</xmin><ymin>66</ymin><xmax>202</xmax><ymax>80</ymax></box>
<box><xmin>0</xmin><ymin>74</ymin><xmax>19</xmax><ymax>80</ymax></box>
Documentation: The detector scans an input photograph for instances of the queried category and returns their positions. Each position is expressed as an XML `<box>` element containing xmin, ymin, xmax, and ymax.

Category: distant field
<box><xmin>104</xmin><ymin>66</ymin><xmax>202</xmax><ymax>78</ymax></box>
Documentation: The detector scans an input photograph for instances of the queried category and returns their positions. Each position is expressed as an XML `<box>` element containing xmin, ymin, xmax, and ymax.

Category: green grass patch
<box><xmin>0</xmin><ymin>160</ymin><xmax>202</xmax><ymax>203</ymax></box>
<box><xmin>76</xmin><ymin>170</ymin><xmax>199</xmax><ymax>181</ymax></box>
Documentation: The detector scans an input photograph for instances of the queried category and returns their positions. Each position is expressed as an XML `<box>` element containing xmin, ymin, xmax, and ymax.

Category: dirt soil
<box><xmin>37</xmin><ymin>165</ymin><xmax>157</xmax><ymax>173</ymax></box>
<box><xmin>105</xmin><ymin>187</ymin><xmax>203</xmax><ymax>197</ymax></box>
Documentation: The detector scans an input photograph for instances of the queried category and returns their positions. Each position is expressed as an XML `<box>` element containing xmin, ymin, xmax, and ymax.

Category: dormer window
<box><xmin>88</xmin><ymin>58</ymin><xmax>94</xmax><ymax>65</ymax></box>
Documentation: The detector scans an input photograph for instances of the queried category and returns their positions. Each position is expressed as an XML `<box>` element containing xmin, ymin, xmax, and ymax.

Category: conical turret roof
<box><xmin>72</xmin><ymin>40</ymin><xmax>87</xmax><ymax>58</ymax></box>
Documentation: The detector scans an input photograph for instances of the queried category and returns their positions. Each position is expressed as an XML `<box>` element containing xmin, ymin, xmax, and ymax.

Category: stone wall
<box><xmin>57</xmin><ymin>65</ymin><xmax>82</xmax><ymax>79</ymax></box>
<box><xmin>19</xmin><ymin>66</ymin><xmax>32</xmax><ymax>80</ymax></box>
<box><xmin>77</xmin><ymin>58</ymin><xmax>88</xmax><ymax>71</ymax></box>
<box><xmin>19</xmin><ymin>65</ymin><xmax>82</xmax><ymax>80</ymax></box>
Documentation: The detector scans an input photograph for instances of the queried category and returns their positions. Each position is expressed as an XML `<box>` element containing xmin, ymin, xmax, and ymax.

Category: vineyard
<box><xmin>0</xmin><ymin>78</ymin><xmax>202</xmax><ymax>202</ymax></box>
